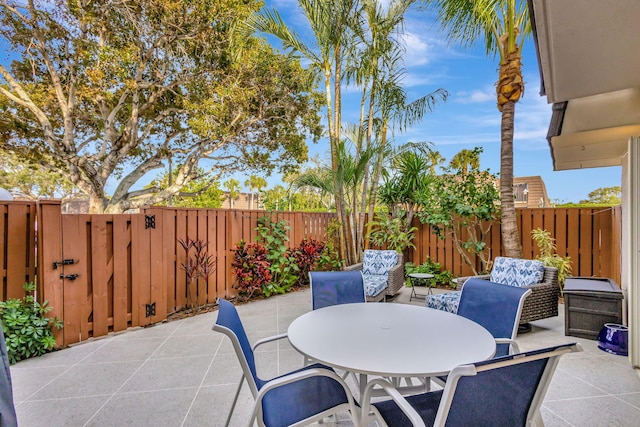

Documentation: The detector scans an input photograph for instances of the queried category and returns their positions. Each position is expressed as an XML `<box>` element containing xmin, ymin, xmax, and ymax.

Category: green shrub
<box><xmin>531</xmin><ymin>228</ymin><xmax>572</xmax><ymax>292</ymax></box>
<box><xmin>255</xmin><ymin>216</ymin><xmax>297</xmax><ymax>295</ymax></box>
<box><xmin>405</xmin><ymin>258</ymin><xmax>453</xmax><ymax>288</ymax></box>
<box><xmin>0</xmin><ymin>282</ymin><xmax>62</xmax><ymax>364</ymax></box>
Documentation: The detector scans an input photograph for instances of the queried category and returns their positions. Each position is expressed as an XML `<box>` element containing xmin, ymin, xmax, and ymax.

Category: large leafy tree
<box><xmin>416</xmin><ymin>147</ymin><xmax>500</xmax><ymax>274</ymax></box>
<box><xmin>424</xmin><ymin>0</ymin><xmax>530</xmax><ymax>257</ymax></box>
<box><xmin>0</xmin><ymin>0</ymin><xmax>321</xmax><ymax>213</ymax></box>
<box><xmin>147</xmin><ymin>169</ymin><xmax>225</xmax><ymax>208</ymax></box>
<box><xmin>581</xmin><ymin>186</ymin><xmax>622</xmax><ymax>205</ymax></box>
<box><xmin>0</xmin><ymin>149</ymin><xmax>76</xmax><ymax>199</ymax></box>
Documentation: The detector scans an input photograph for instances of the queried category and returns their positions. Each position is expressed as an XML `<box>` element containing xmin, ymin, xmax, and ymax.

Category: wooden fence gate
<box><xmin>38</xmin><ymin>202</ymin><xmax>167</xmax><ymax>346</ymax></box>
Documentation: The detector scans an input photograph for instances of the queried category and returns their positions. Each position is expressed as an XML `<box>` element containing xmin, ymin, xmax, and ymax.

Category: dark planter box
<box><xmin>564</xmin><ymin>277</ymin><xmax>623</xmax><ymax>339</ymax></box>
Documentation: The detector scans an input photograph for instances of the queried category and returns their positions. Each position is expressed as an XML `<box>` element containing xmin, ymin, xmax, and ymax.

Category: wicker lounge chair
<box><xmin>427</xmin><ymin>257</ymin><xmax>559</xmax><ymax>324</ymax></box>
<box><xmin>344</xmin><ymin>250</ymin><xmax>405</xmax><ymax>299</ymax></box>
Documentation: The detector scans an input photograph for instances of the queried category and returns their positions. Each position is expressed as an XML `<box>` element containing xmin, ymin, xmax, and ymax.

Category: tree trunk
<box><xmin>499</xmin><ymin>100</ymin><xmax>523</xmax><ymax>258</ymax></box>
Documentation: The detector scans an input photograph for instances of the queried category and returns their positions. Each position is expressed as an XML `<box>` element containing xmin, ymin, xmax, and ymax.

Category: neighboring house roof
<box><xmin>220</xmin><ymin>192</ymin><xmax>264</xmax><ymax>210</ymax></box>
<box><xmin>494</xmin><ymin>176</ymin><xmax>551</xmax><ymax>208</ymax></box>
<box><xmin>528</xmin><ymin>0</ymin><xmax>640</xmax><ymax>171</ymax></box>
<box><xmin>512</xmin><ymin>176</ymin><xmax>551</xmax><ymax>208</ymax></box>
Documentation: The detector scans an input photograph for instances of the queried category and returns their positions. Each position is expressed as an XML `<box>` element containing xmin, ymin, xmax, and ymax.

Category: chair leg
<box><xmin>225</xmin><ymin>374</ymin><xmax>245</xmax><ymax>427</ymax></box>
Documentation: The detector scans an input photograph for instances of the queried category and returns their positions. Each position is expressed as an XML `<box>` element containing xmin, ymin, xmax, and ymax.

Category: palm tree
<box><xmin>449</xmin><ymin>148</ymin><xmax>480</xmax><ymax>174</ymax></box>
<box><xmin>424</xmin><ymin>0</ymin><xmax>528</xmax><ymax>257</ymax></box>
<box><xmin>245</xmin><ymin>175</ymin><xmax>267</xmax><ymax>209</ymax></box>
<box><xmin>223</xmin><ymin>179</ymin><xmax>241</xmax><ymax>209</ymax></box>
<box><xmin>426</xmin><ymin>149</ymin><xmax>445</xmax><ymax>174</ymax></box>
<box><xmin>249</xmin><ymin>0</ymin><xmax>360</xmax><ymax>262</ymax></box>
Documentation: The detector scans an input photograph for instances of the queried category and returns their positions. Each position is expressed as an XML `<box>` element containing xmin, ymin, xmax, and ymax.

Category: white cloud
<box><xmin>455</xmin><ymin>88</ymin><xmax>495</xmax><ymax>104</ymax></box>
<box><xmin>402</xmin><ymin>32</ymin><xmax>430</xmax><ymax>67</ymax></box>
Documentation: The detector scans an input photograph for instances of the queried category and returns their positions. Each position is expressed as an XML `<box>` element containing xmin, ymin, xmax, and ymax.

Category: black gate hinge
<box><xmin>145</xmin><ymin>215</ymin><xmax>156</xmax><ymax>229</ymax></box>
<box><xmin>146</xmin><ymin>302</ymin><xmax>156</xmax><ymax>317</ymax></box>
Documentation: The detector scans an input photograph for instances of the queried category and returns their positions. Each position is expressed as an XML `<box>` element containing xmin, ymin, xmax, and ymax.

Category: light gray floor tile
<box><xmin>30</xmin><ymin>361</ymin><xmax>142</xmax><ymax>400</ymax></box>
<box><xmin>182</xmin><ymin>384</ymin><xmax>244</xmax><ymax>427</ymax></box>
<box><xmin>120</xmin><ymin>356</ymin><xmax>213</xmax><ymax>392</ymax></box>
<box><xmin>544</xmin><ymin>395</ymin><xmax>640</xmax><ymax>427</ymax></box>
<box><xmin>556</xmin><ymin>355</ymin><xmax>640</xmax><ymax>394</ymax></box>
<box><xmin>13</xmin><ymin>338</ymin><xmax>111</xmax><ymax>368</ymax></box>
<box><xmin>615</xmin><ymin>392</ymin><xmax>640</xmax><ymax>409</ymax></box>
<box><xmin>112</xmin><ymin>321</ymin><xmax>183</xmax><ymax>339</ymax></box>
<box><xmin>81</xmin><ymin>337</ymin><xmax>167</xmax><ymax>363</ymax></box>
<box><xmin>540</xmin><ymin>406</ymin><xmax>573</xmax><ymax>426</ymax></box>
<box><xmin>10</xmin><ymin>365</ymin><xmax>69</xmax><ymax>402</ymax></box>
<box><xmin>150</xmin><ymin>334</ymin><xmax>222</xmax><ymax>359</ymax></box>
<box><xmin>203</xmin><ymin>353</ymin><xmax>243</xmax><ymax>386</ymax></box>
<box><xmin>16</xmin><ymin>395</ymin><xmax>107</xmax><ymax>427</ymax></box>
<box><xmin>86</xmin><ymin>388</ymin><xmax>199</xmax><ymax>427</ymax></box>
<box><xmin>545</xmin><ymin>369</ymin><xmax>609</xmax><ymax>401</ymax></box>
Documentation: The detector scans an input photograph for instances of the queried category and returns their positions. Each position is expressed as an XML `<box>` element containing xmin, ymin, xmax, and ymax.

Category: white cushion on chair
<box><xmin>426</xmin><ymin>292</ymin><xmax>461</xmax><ymax>313</ymax></box>
<box><xmin>362</xmin><ymin>250</ymin><xmax>398</xmax><ymax>276</ymax></box>
<box><xmin>490</xmin><ymin>257</ymin><xmax>545</xmax><ymax>287</ymax></box>
<box><xmin>363</xmin><ymin>275</ymin><xmax>388</xmax><ymax>297</ymax></box>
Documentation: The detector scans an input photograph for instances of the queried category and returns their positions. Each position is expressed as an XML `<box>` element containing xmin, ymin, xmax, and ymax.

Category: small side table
<box><xmin>408</xmin><ymin>273</ymin><xmax>434</xmax><ymax>301</ymax></box>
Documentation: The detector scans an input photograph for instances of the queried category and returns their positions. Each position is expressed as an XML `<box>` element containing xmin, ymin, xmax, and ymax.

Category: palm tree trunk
<box><xmin>500</xmin><ymin>100</ymin><xmax>523</xmax><ymax>258</ymax></box>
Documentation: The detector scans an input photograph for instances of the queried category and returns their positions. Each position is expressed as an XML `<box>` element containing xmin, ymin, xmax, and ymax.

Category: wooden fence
<box><xmin>410</xmin><ymin>207</ymin><xmax>622</xmax><ymax>282</ymax></box>
<box><xmin>0</xmin><ymin>201</ymin><xmax>621</xmax><ymax>346</ymax></box>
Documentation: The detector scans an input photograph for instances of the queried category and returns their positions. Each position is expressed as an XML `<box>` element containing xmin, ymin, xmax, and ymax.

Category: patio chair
<box><xmin>426</xmin><ymin>256</ymin><xmax>559</xmax><ymax>324</ymax></box>
<box><xmin>361</xmin><ymin>342</ymin><xmax>582</xmax><ymax>427</ymax></box>
<box><xmin>344</xmin><ymin>249</ymin><xmax>404</xmax><ymax>299</ymax></box>
<box><xmin>428</xmin><ymin>278</ymin><xmax>531</xmax><ymax>389</ymax></box>
<box><xmin>309</xmin><ymin>271</ymin><xmax>366</xmax><ymax>309</ymax></box>
<box><xmin>307</xmin><ymin>271</ymin><xmax>366</xmax><ymax>376</ymax></box>
<box><xmin>212</xmin><ymin>299</ymin><xmax>360</xmax><ymax>427</ymax></box>
<box><xmin>457</xmin><ymin>278</ymin><xmax>531</xmax><ymax>357</ymax></box>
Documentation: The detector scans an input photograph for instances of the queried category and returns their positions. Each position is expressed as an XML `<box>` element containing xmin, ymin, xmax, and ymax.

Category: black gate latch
<box><xmin>53</xmin><ymin>259</ymin><xmax>75</xmax><ymax>269</ymax></box>
<box><xmin>60</xmin><ymin>274</ymin><xmax>79</xmax><ymax>281</ymax></box>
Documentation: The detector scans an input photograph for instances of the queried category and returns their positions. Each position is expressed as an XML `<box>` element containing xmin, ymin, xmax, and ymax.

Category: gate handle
<box><xmin>53</xmin><ymin>259</ymin><xmax>75</xmax><ymax>269</ymax></box>
<box><xmin>60</xmin><ymin>274</ymin><xmax>79</xmax><ymax>281</ymax></box>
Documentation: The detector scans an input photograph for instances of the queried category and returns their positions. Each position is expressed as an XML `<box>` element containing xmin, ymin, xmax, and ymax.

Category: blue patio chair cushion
<box><xmin>262</xmin><ymin>362</ymin><xmax>351</xmax><ymax>427</ymax></box>
<box><xmin>310</xmin><ymin>271</ymin><xmax>365</xmax><ymax>310</ymax></box>
<box><xmin>363</xmin><ymin>274</ymin><xmax>388</xmax><ymax>297</ymax></box>
<box><xmin>490</xmin><ymin>256</ymin><xmax>545</xmax><ymax>287</ymax></box>
<box><xmin>362</xmin><ymin>250</ymin><xmax>398</xmax><ymax>276</ymax></box>
<box><xmin>425</xmin><ymin>291</ymin><xmax>460</xmax><ymax>313</ymax></box>
<box><xmin>457</xmin><ymin>278</ymin><xmax>530</xmax><ymax>357</ymax></box>
<box><xmin>373</xmin><ymin>389</ymin><xmax>444</xmax><ymax>427</ymax></box>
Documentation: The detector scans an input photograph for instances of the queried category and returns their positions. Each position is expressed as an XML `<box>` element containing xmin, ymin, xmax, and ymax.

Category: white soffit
<box><xmin>551</xmin><ymin>124</ymin><xmax>640</xmax><ymax>171</ymax></box>
<box><xmin>561</xmin><ymin>88</ymin><xmax>640</xmax><ymax>134</ymax></box>
<box><xmin>532</xmin><ymin>0</ymin><xmax>640</xmax><ymax>103</ymax></box>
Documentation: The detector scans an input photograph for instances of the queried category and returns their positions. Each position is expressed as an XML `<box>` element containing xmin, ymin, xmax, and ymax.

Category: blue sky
<box><xmin>0</xmin><ymin>1</ymin><xmax>621</xmax><ymax>203</ymax></box>
<box><xmin>257</xmin><ymin>0</ymin><xmax>622</xmax><ymax>203</ymax></box>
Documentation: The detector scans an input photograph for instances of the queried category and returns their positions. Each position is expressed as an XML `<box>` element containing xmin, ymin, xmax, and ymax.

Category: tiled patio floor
<box><xmin>10</xmin><ymin>286</ymin><xmax>640</xmax><ymax>426</ymax></box>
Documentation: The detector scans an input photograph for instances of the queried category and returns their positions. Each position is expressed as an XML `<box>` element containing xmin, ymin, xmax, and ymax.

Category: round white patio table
<box><xmin>287</xmin><ymin>303</ymin><xmax>496</xmax><ymax>397</ymax></box>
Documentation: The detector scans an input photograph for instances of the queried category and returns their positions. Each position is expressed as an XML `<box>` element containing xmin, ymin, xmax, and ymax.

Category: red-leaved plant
<box><xmin>231</xmin><ymin>240</ymin><xmax>272</xmax><ymax>300</ymax></box>
<box><xmin>287</xmin><ymin>238</ymin><xmax>326</xmax><ymax>287</ymax></box>
<box><xmin>178</xmin><ymin>238</ymin><xmax>216</xmax><ymax>312</ymax></box>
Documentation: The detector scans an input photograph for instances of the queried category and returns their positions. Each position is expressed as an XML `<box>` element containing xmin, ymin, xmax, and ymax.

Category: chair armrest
<box><xmin>344</xmin><ymin>262</ymin><xmax>363</xmax><ymax>271</ymax></box>
<box><xmin>387</xmin><ymin>263</ymin><xmax>405</xmax><ymax>294</ymax></box>
<box><xmin>495</xmin><ymin>338</ymin><xmax>520</xmax><ymax>354</ymax></box>
<box><xmin>361</xmin><ymin>378</ymin><xmax>426</xmax><ymax>427</ymax></box>
<box><xmin>252</xmin><ymin>333</ymin><xmax>288</xmax><ymax>351</ymax></box>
